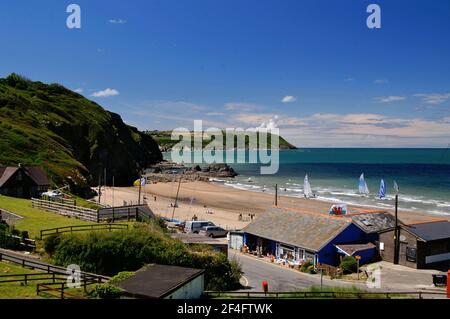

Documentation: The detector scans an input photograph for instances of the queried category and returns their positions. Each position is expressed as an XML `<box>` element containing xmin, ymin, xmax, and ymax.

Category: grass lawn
<box><xmin>0</xmin><ymin>261</ymin><xmax>45</xmax><ymax>299</ymax></box>
<box><xmin>0</xmin><ymin>195</ymin><xmax>90</xmax><ymax>239</ymax></box>
<box><xmin>0</xmin><ymin>261</ymin><xmax>96</xmax><ymax>299</ymax></box>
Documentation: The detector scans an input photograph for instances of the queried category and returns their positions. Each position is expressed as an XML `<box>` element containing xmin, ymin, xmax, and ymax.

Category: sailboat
<box><xmin>303</xmin><ymin>174</ymin><xmax>313</xmax><ymax>199</ymax></box>
<box><xmin>378</xmin><ymin>179</ymin><xmax>386</xmax><ymax>199</ymax></box>
<box><xmin>358</xmin><ymin>173</ymin><xmax>370</xmax><ymax>195</ymax></box>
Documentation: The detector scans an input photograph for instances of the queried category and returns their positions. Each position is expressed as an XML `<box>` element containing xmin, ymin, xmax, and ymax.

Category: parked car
<box><xmin>199</xmin><ymin>226</ymin><xmax>228</xmax><ymax>238</ymax></box>
<box><xmin>184</xmin><ymin>220</ymin><xmax>215</xmax><ymax>234</ymax></box>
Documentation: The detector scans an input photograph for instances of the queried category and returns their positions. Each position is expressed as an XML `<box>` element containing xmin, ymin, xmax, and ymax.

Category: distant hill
<box><xmin>0</xmin><ymin>74</ymin><xmax>162</xmax><ymax>195</ymax></box>
<box><xmin>146</xmin><ymin>130</ymin><xmax>297</xmax><ymax>151</ymax></box>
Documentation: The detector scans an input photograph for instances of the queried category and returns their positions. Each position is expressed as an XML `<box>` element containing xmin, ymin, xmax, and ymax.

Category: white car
<box><xmin>41</xmin><ymin>190</ymin><xmax>64</xmax><ymax>198</ymax></box>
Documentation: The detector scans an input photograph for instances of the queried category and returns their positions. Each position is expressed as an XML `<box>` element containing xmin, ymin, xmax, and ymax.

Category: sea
<box><xmin>164</xmin><ymin>148</ymin><xmax>450</xmax><ymax>217</ymax></box>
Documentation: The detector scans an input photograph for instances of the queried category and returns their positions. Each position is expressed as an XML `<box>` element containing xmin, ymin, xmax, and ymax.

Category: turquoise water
<box><xmin>165</xmin><ymin>149</ymin><xmax>450</xmax><ymax>217</ymax></box>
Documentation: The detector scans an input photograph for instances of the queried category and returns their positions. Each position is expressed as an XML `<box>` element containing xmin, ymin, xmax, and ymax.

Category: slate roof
<box><xmin>243</xmin><ymin>208</ymin><xmax>352</xmax><ymax>252</ymax></box>
<box><xmin>335</xmin><ymin>243</ymin><xmax>376</xmax><ymax>256</ymax></box>
<box><xmin>0</xmin><ymin>166</ymin><xmax>49</xmax><ymax>187</ymax></box>
<box><xmin>0</xmin><ymin>167</ymin><xmax>19</xmax><ymax>187</ymax></box>
<box><xmin>350</xmin><ymin>212</ymin><xmax>398</xmax><ymax>234</ymax></box>
<box><xmin>115</xmin><ymin>264</ymin><xmax>204</xmax><ymax>299</ymax></box>
<box><xmin>404</xmin><ymin>221</ymin><xmax>450</xmax><ymax>242</ymax></box>
<box><xmin>24</xmin><ymin>166</ymin><xmax>49</xmax><ymax>186</ymax></box>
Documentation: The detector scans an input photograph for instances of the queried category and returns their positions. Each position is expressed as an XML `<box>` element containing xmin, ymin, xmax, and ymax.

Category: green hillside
<box><xmin>0</xmin><ymin>74</ymin><xmax>162</xmax><ymax>194</ymax></box>
<box><xmin>147</xmin><ymin>130</ymin><xmax>297</xmax><ymax>150</ymax></box>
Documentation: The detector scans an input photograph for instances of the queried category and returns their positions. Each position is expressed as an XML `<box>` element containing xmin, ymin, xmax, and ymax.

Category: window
<box><xmin>379</xmin><ymin>242</ymin><xmax>384</xmax><ymax>251</ymax></box>
<box><xmin>406</xmin><ymin>246</ymin><xmax>417</xmax><ymax>262</ymax></box>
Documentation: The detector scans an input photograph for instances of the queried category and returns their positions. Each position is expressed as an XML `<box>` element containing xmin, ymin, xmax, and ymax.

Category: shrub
<box><xmin>43</xmin><ymin>234</ymin><xmax>62</xmax><ymax>256</ymax></box>
<box><xmin>340</xmin><ymin>256</ymin><xmax>358</xmax><ymax>274</ymax></box>
<box><xmin>109</xmin><ymin>271</ymin><xmax>135</xmax><ymax>284</ymax></box>
<box><xmin>300</xmin><ymin>260</ymin><xmax>313</xmax><ymax>273</ymax></box>
<box><xmin>49</xmin><ymin>224</ymin><xmax>242</xmax><ymax>291</ymax></box>
<box><xmin>91</xmin><ymin>284</ymin><xmax>123</xmax><ymax>299</ymax></box>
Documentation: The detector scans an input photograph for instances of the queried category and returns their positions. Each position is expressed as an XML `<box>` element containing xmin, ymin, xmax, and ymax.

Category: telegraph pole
<box><xmin>274</xmin><ymin>184</ymin><xmax>278</xmax><ymax>206</ymax></box>
<box><xmin>171</xmin><ymin>175</ymin><xmax>182</xmax><ymax>220</ymax></box>
<box><xmin>138</xmin><ymin>175</ymin><xmax>142</xmax><ymax>205</ymax></box>
<box><xmin>112</xmin><ymin>176</ymin><xmax>115</xmax><ymax>208</ymax></box>
<box><xmin>98</xmin><ymin>174</ymin><xmax>102</xmax><ymax>204</ymax></box>
<box><xmin>394</xmin><ymin>193</ymin><xmax>399</xmax><ymax>264</ymax></box>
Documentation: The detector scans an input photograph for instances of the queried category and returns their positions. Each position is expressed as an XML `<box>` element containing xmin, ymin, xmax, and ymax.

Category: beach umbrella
<box><xmin>378</xmin><ymin>179</ymin><xmax>386</xmax><ymax>199</ymax></box>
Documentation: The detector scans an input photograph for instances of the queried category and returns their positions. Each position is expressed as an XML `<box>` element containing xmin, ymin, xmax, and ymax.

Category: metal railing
<box><xmin>204</xmin><ymin>290</ymin><xmax>447</xmax><ymax>299</ymax></box>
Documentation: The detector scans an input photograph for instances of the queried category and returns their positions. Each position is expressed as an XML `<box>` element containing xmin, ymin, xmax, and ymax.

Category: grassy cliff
<box><xmin>147</xmin><ymin>130</ymin><xmax>297</xmax><ymax>150</ymax></box>
<box><xmin>0</xmin><ymin>74</ymin><xmax>162</xmax><ymax>194</ymax></box>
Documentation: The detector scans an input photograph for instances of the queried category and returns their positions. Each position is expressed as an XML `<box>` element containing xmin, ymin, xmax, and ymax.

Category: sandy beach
<box><xmin>95</xmin><ymin>181</ymin><xmax>449</xmax><ymax>230</ymax></box>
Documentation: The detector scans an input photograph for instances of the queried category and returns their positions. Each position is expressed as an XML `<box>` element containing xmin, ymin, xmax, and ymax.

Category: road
<box><xmin>228</xmin><ymin>251</ymin><xmax>447</xmax><ymax>299</ymax></box>
<box><xmin>228</xmin><ymin>251</ymin><xmax>366</xmax><ymax>292</ymax></box>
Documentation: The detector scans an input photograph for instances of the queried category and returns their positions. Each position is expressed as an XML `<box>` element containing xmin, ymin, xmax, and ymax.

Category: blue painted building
<box><xmin>242</xmin><ymin>208</ymin><xmax>383</xmax><ymax>267</ymax></box>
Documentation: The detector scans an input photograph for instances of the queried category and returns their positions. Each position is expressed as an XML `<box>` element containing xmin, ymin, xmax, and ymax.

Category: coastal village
<box><xmin>0</xmin><ymin>160</ymin><xmax>449</xmax><ymax>299</ymax></box>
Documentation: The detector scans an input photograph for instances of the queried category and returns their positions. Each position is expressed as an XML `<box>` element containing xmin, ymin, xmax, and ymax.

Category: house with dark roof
<box><xmin>242</xmin><ymin>208</ymin><xmax>373</xmax><ymax>267</ymax></box>
<box><xmin>378</xmin><ymin>220</ymin><xmax>450</xmax><ymax>270</ymax></box>
<box><xmin>114</xmin><ymin>264</ymin><xmax>205</xmax><ymax>299</ymax></box>
<box><xmin>0</xmin><ymin>165</ymin><xmax>49</xmax><ymax>198</ymax></box>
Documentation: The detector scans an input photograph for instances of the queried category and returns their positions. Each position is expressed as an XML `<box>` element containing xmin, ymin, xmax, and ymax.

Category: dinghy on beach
<box><xmin>358</xmin><ymin>173</ymin><xmax>370</xmax><ymax>195</ymax></box>
<box><xmin>303</xmin><ymin>174</ymin><xmax>313</xmax><ymax>199</ymax></box>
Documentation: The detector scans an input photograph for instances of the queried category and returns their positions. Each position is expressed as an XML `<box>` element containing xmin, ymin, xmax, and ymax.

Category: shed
<box><xmin>228</xmin><ymin>230</ymin><xmax>245</xmax><ymax>251</ymax></box>
<box><xmin>114</xmin><ymin>264</ymin><xmax>205</xmax><ymax>299</ymax></box>
<box><xmin>379</xmin><ymin>220</ymin><xmax>450</xmax><ymax>270</ymax></box>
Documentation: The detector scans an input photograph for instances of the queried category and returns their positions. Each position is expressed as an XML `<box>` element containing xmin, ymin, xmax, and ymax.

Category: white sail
<box><xmin>358</xmin><ymin>173</ymin><xmax>370</xmax><ymax>195</ymax></box>
<box><xmin>303</xmin><ymin>174</ymin><xmax>313</xmax><ymax>198</ymax></box>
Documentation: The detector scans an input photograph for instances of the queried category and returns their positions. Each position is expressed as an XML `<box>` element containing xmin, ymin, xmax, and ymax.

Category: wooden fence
<box><xmin>31</xmin><ymin>198</ymin><xmax>153</xmax><ymax>223</ymax></box>
<box><xmin>97</xmin><ymin>205</ymin><xmax>154</xmax><ymax>222</ymax></box>
<box><xmin>204</xmin><ymin>290</ymin><xmax>447</xmax><ymax>299</ymax></box>
<box><xmin>0</xmin><ymin>251</ymin><xmax>109</xmax><ymax>283</ymax></box>
<box><xmin>31</xmin><ymin>198</ymin><xmax>98</xmax><ymax>222</ymax></box>
<box><xmin>0</xmin><ymin>272</ymin><xmax>67</xmax><ymax>284</ymax></box>
<box><xmin>40</xmin><ymin>196</ymin><xmax>76</xmax><ymax>206</ymax></box>
<box><xmin>39</xmin><ymin>223</ymin><xmax>129</xmax><ymax>239</ymax></box>
<box><xmin>36</xmin><ymin>282</ymin><xmax>85</xmax><ymax>299</ymax></box>
<box><xmin>36</xmin><ymin>277</ymin><xmax>101</xmax><ymax>299</ymax></box>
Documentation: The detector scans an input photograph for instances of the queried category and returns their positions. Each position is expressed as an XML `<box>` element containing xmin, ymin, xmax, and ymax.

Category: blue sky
<box><xmin>1</xmin><ymin>0</ymin><xmax>450</xmax><ymax>147</ymax></box>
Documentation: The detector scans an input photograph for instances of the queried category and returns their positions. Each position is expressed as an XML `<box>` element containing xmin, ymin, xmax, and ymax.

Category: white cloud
<box><xmin>225</xmin><ymin>102</ymin><xmax>260</xmax><ymax>111</ymax></box>
<box><xmin>91</xmin><ymin>88</ymin><xmax>120</xmax><ymax>97</ymax></box>
<box><xmin>206</xmin><ymin>112</ymin><xmax>225</xmax><ymax>116</ymax></box>
<box><xmin>281</xmin><ymin>95</ymin><xmax>297</xmax><ymax>103</ymax></box>
<box><xmin>375</xmin><ymin>96</ymin><xmax>406</xmax><ymax>103</ymax></box>
<box><xmin>74</xmin><ymin>88</ymin><xmax>83</xmax><ymax>93</ymax></box>
<box><xmin>344</xmin><ymin>77</ymin><xmax>354</xmax><ymax>82</ymax></box>
<box><xmin>414</xmin><ymin>93</ymin><xmax>450</xmax><ymax>105</ymax></box>
<box><xmin>109</xmin><ymin>19</ymin><xmax>127</xmax><ymax>24</ymax></box>
<box><xmin>373</xmin><ymin>79</ymin><xmax>389</xmax><ymax>84</ymax></box>
<box><xmin>235</xmin><ymin>111</ymin><xmax>450</xmax><ymax>147</ymax></box>
<box><xmin>255</xmin><ymin>115</ymin><xmax>279</xmax><ymax>130</ymax></box>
